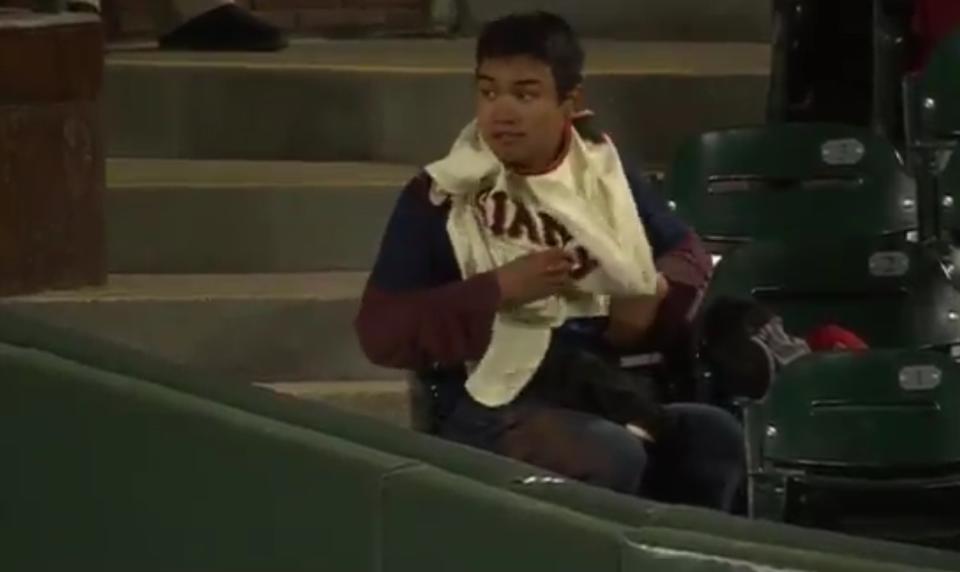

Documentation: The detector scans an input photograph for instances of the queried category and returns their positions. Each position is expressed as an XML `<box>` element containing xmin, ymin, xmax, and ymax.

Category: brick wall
<box><xmin>0</xmin><ymin>0</ymin><xmax>430</xmax><ymax>39</ymax></box>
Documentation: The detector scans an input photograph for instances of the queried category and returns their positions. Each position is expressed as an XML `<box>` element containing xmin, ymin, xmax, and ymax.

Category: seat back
<box><xmin>766</xmin><ymin>0</ymin><xmax>912</xmax><ymax>140</ymax></box>
<box><xmin>872</xmin><ymin>0</ymin><xmax>915</xmax><ymax>142</ymax></box>
<box><xmin>919</xmin><ymin>30</ymin><xmax>960</xmax><ymax>143</ymax></box>
<box><xmin>763</xmin><ymin>349</ymin><xmax>960</xmax><ymax>469</ymax></box>
<box><xmin>942</xmin><ymin>152</ymin><xmax>960</xmax><ymax>234</ymax></box>
<box><xmin>706</xmin><ymin>238</ymin><xmax>960</xmax><ymax>350</ymax></box>
<box><xmin>901</xmin><ymin>30</ymin><xmax>960</xmax><ymax>244</ymax></box>
<box><xmin>664</xmin><ymin>124</ymin><xmax>915</xmax><ymax>244</ymax></box>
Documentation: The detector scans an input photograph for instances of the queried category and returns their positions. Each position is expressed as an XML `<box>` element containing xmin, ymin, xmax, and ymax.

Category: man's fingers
<box><xmin>546</xmin><ymin>273</ymin><xmax>575</xmax><ymax>289</ymax></box>
<box><xmin>543</xmin><ymin>265</ymin><xmax>575</xmax><ymax>281</ymax></box>
<box><xmin>539</xmin><ymin>248</ymin><xmax>573</xmax><ymax>265</ymax></box>
<box><xmin>545</xmin><ymin>262</ymin><xmax>574</xmax><ymax>274</ymax></box>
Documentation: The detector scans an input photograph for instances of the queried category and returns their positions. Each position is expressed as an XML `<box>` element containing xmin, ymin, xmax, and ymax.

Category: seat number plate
<box><xmin>822</xmin><ymin>138</ymin><xmax>866</xmax><ymax>165</ymax></box>
<box><xmin>899</xmin><ymin>365</ymin><xmax>942</xmax><ymax>391</ymax></box>
<box><xmin>869</xmin><ymin>251</ymin><xmax>910</xmax><ymax>277</ymax></box>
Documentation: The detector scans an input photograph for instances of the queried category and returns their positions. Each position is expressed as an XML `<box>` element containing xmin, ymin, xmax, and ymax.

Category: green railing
<box><xmin>3</xmin><ymin>310</ymin><xmax>960</xmax><ymax>571</ymax></box>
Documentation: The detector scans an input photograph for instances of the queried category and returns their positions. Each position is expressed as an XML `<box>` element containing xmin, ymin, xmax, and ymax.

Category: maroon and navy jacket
<box><xmin>355</xmin><ymin>167</ymin><xmax>713</xmax><ymax>384</ymax></box>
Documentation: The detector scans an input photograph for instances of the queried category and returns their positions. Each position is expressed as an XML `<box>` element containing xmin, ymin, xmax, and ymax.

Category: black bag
<box><xmin>525</xmin><ymin>337</ymin><xmax>667</xmax><ymax>439</ymax></box>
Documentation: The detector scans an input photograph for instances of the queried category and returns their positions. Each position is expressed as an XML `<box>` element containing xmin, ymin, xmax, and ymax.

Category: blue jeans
<box><xmin>438</xmin><ymin>395</ymin><xmax>745</xmax><ymax>512</ymax></box>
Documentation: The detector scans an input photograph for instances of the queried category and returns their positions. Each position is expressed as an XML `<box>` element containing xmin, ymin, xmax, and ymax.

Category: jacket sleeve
<box><xmin>354</xmin><ymin>173</ymin><xmax>500</xmax><ymax>370</ymax></box>
<box><xmin>627</xmin><ymin>171</ymin><xmax>713</xmax><ymax>348</ymax></box>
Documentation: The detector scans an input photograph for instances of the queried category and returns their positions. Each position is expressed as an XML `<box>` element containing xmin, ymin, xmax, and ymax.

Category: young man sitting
<box><xmin>355</xmin><ymin>11</ymin><xmax>744</xmax><ymax>512</ymax></box>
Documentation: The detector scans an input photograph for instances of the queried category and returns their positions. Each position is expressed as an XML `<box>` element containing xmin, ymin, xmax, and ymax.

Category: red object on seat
<box><xmin>913</xmin><ymin>0</ymin><xmax>960</xmax><ymax>69</ymax></box>
<box><xmin>806</xmin><ymin>325</ymin><xmax>869</xmax><ymax>351</ymax></box>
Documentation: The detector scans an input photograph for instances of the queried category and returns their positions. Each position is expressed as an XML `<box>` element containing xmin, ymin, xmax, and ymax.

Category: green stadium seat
<box><xmin>918</xmin><ymin>30</ymin><xmax>960</xmax><ymax>144</ymax></box>
<box><xmin>872</xmin><ymin>0</ymin><xmax>915</xmax><ymax>143</ymax></box>
<box><xmin>705</xmin><ymin>237</ymin><xmax>960</xmax><ymax>350</ymax></box>
<box><xmin>924</xmin><ymin>29</ymin><xmax>960</xmax><ymax>237</ymax></box>
<box><xmin>765</xmin><ymin>351</ymin><xmax>960</xmax><ymax>468</ymax></box>
<box><xmin>702</xmin><ymin>231</ymin><xmax>960</xmax><ymax>548</ymax></box>
<box><xmin>744</xmin><ymin>350</ymin><xmax>960</xmax><ymax>549</ymax></box>
<box><xmin>899</xmin><ymin>30</ymin><xmax>960</xmax><ymax>249</ymax></box>
<box><xmin>664</xmin><ymin>124</ymin><xmax>916</xmax><ymax>247</ymax></box>
<box><xmin>767</xmin><ymin>0</ymin><xmax>913</xmax><ymax>142</ymax></box>
<box><xmin>942</xmin><ymin>152</ymin><xmax>960</xmax><ymax>234</ymax></box>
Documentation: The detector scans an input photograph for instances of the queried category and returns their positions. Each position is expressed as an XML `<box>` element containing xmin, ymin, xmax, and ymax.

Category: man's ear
<box><xmin>562</xmin><ymin>84</ymin><xmax>584</xmax><ymax>116</ymax></box>
<box><xmin>568</xmin><ymin>83</ymin><xmax>604</xmax><ymax>143</ymax></box>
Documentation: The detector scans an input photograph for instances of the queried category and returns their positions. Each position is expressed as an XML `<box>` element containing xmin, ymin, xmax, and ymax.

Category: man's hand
<box><xmin>496</xmin><ymin>249</ymin><xmax>575</xmax><ymax>308</ymax></box>
<box><xmin>606</xmin><ymin>274</ymin><xmax>670</xmax><ymax>347</ymax></box>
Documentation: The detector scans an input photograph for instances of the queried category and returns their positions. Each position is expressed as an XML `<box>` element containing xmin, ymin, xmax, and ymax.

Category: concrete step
<box><xmin>450</xmin><ymin>0</ymin><xmax>771</xmax><ymax>43</ymax></box>
<box><xmin>103</xmin><ymin>159</ymin><xmax>669</xmax><ymax>275</ymax></box>
<box><xmin>105</xmin><ymin>159</ymin><xmax>413</xmax><ymax>273</ymax></box>
<box><xmin>258</xmin><ymin>380</ymin><xmax>413</xmax><ymax>428</ymax></box>
<box><xmin>0</xmin><ymin>273</ymin><xmax>393</xmax><ymax>383</ymax></box>
<box><xmin>104</xmin><ymin>39</ymin><xmax>770</xmax><ymax>169</ymax></box>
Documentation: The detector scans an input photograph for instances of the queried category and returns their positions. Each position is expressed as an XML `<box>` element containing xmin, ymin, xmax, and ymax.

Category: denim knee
<box><xmin>579</xmin><ymin>417</ymin><xmax>649</xmax><ymax>494</ymax></box>
<box><xmin>658</xmin><ymin>403</ymin><xmax>746</xmax><ymax>510</ymax></box>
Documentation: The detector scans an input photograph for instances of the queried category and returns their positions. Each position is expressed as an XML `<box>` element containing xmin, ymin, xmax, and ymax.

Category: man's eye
<box><xmin>517</xmin><ymin>92</ymin><xmax>537</xmax><ymax>102</ymax></box>
<box><xmin>479</xmin><ymin>89</ymin><xmax>497</xmax><ymax>100</ymax></box>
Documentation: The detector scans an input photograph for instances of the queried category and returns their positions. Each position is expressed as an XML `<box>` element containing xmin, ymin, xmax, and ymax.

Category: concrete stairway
<box><xmin>103</xmin><ymin>39</ymin><xmax>769</xmax><ymax>169</ymax></box>
<box><xmin>4</xmin><ymin>8</ymin><xmax>772</xmax><ymax>427</ymax></box>
<box><xmin>103</xmin><ymin>159</ymin><xmax>413</xmax><ymax>272</ymax></box>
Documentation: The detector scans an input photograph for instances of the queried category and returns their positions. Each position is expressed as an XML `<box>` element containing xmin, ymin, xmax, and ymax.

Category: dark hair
<box><xmin>475</xmin><ymin>11</ymin><xmax>585</xmax><ymax>99</ymax></box>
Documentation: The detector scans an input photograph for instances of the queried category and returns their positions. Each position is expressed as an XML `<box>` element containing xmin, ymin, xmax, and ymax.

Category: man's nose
<box><xmin>489</xmin><ymin>97</ymin><xmax>521</xmax><ymax>124</ymax></box>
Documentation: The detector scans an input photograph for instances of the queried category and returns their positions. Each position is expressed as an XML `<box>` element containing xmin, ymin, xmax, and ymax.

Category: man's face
<box><xmin>475</xmin><ymin>55</ymin><xmax>575</xmax><ymax>172</ymax></box>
